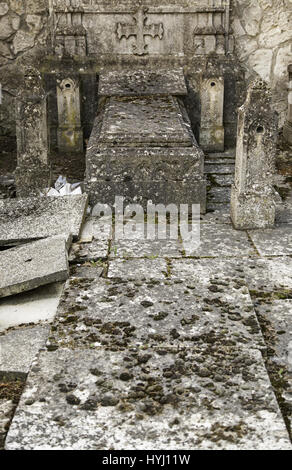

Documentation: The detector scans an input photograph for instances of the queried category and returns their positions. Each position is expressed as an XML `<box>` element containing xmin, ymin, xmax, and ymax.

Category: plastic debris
<box><xmin>42</xmin><ymin>177</ymin><xmax>82</xmax><ymax>197</ymax></box>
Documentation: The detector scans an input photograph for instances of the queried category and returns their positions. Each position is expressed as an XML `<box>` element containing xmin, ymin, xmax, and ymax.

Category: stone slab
<box><xmin>255</xmin><ymin>300</ymin><xmax>292</xmax><ymax>365</ymax></box>
<box><xmin>181</xmin><ymin>224</ymin><xmax>256</xmax><ymax>258</ymax></box>
<box><xmin>0</xmin><ymin>195</ymin><xmax>88</xmax><ymax>246</ymax></box>
<box><xmin>46</xmin><ymin>277</ymin><xmax>264</xmax><ymax>351</ymax></box>
<box><xmin>108</xmin><ymin>259</ymin><xmax>168</xmax><ymax>280</ymax></box>
<box><xmin>99</xmin><ymin>96</ymin><xmax>192</xmax><ymax>147</ymax></box>
<box><xmin>248</xmin><ymin>226</ymin><xmax>292</xmax><ymax>257</ymax></box>
<box><xmin>69</xmin><ymin>240</ymin><xmax>109</xmax><ymax>263</ymax></box>
<box><xmin>0</xmin><ymin>236</ymin><xmax>69</xmax><ymax>298</ymax></box>
<box><xmin>0</xmin><ymin>283</ymin><xmax>64</xmax><ymax>332</ymax></box>
<box><xmin>99</xmin><ymin>69</ymin><xmax>188</xmax><ymax>97</ymax></box>
<box><xmin>110</xmin><ymin>239</ymin><xmax>183</xmax><ymax>259</ymax></box>
<box><xmin>0</xmin><ymin>325</ymin><xmax>50</xmax><ymax>374</ymax></box>
<box><xmin>205</xmin><ymin>163</ymin><xmax>235</xmax><ymax>174</ymax></box>
<box><xmin>79</xmin><ymin>217</ymin><xmax>113</xmax><ymax>243</ymax></box>
<box><xmin>244</xmin><ymin>257</ymin><xmax>292</xmax><ymax>293</ymax></box>
<box><xmin>5</xmin><ymin>345</ymin><xmax>291</xmax><ymax>449</ymax></box>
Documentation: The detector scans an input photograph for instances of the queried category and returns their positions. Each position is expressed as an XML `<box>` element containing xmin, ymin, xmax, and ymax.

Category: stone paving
<box><xmin>2</xmin><ymin>205</ymin><xmax>292</xmax><ymax>450</ymax></box>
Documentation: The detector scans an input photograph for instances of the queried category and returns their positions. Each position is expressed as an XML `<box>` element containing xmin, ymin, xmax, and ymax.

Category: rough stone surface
<box><xmin>5</xmin><ymin>269</ymin><xmax>291</xmax><ymax>450</ymax></box>
<box><xmin>248</xmin><ymin>226</ymin><xmax>292</xmax><ymax>257</ymax></box>
<box><xmin>14</xmin><ymin>67</ymin><xmax>51</xmax><ymax>197</ymax></box>
<box><xmin>231</xmin><ymin>79</ymin><xmax>278</xmax><ymax>229</ymax></box>
<box><xmin>99</xmin><ymin>69</ymin><xmax>188</xmax><ymax>96</ymax></box>
<box><xmin>0</xmin><ymin>195</ymin><xmax>88</xmax><ymax>245</ymax></box>
<box><xmin>0</xmin><ymin>236</ymin><xmax>69</xmax><ymax>298</ymax></box>
<box><xmin>0</xmin><ymin>325</ymin><xmax>50</xmax><ymax>374</ymax></box>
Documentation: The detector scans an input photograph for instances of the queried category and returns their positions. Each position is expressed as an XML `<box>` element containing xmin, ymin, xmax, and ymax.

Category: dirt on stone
<box><xmin>0</xmin><ymin>380</ymin><xmax>24</xmax><ymax>404</ymax></box>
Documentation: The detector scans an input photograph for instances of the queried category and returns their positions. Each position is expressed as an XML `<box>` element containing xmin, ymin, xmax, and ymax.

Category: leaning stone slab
<box><xmin>0</xmin><ymin>325</ymin><xmax>50</xmax><ymax>374</ymax></box>
<box><xmin>0</xmin><ymin>195</ymin><xmax>88</xmax><ymax>246</ymax></box>
<box><xmin>0</xmin><ymin>236</ymin><xmax>69</xmax><ymax>298</ymax></box>
<box><xmin>0</xmin><ymin>283</ymin><xmax>64</xmax><ymax>332</ymax></box>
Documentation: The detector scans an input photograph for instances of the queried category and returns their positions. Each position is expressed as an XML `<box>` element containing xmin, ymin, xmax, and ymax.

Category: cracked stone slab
<box><xmin>0</xmin><ymin>236</ymin><xmax>69</xmax><ymax>298</ymax></box>
<box><xmin>248</xmin><ymin>226</ymin><xmax>292</xmax><ymax>256</ymax></box>
<box><xmin>181</xmin><ymin>224</ymin><xmax>256</xmax><ymax>258</ymax></box>
<box><xmin>0</xmin><ymin>195</ymin><xmax>88</xmax><ymax>245</ymax></box>
<box><xmin>5</xmin><ymin>345</ymin><xmax>291</xmax><ymax>450</ymax></box>
<box><xmin>46</xmin><ymin>276</ymin><xmax>264</xmax><ymax>352</ymax></box>
<box><xmin>0</xmin><ymin>283</ymin><xmax>64</xmax><ymax>332</ymax></box>
<box><xmin>108</xmin><ymin>259</ymin><xmax>168</xmax><ymax>280</ymax></box>
<box><xmin>0</xmin><ymin>325</ymin><xmax>50</xmax><ymax>374</ymax></box>
<box><xmin>110</xmin><ymin>238</ymin><xmax>183</xmax><ymax>259</ymax></box>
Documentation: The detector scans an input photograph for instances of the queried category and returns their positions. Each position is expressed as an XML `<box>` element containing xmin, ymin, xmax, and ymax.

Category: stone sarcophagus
<box><xmin>86</xmin><ymin>69</ymin><xmax>206</xmax><ymax>211</ymax></box>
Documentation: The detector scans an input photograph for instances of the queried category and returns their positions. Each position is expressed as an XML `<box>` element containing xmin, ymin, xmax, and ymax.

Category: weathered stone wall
<box><xmin>231</xmin><ymin>0</ymin><xmax>292</xmax><ymax>127</ymax></box>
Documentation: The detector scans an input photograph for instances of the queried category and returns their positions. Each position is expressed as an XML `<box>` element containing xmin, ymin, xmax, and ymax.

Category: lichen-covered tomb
<box><xmin>0</xmin><ymin>0</ymin><xmax>291</xmax><ymax>218</ymax></box>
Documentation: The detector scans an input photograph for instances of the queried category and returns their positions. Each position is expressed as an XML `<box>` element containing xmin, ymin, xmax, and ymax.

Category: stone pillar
<box><xmin>283</xmin><ymin>64</ymin><xmax>292</xmax><ymax>145</ymax></box>
<box><xmin>57</xmin><ymin>77</ymin><xmax>83</xmax><ymax>153</ymax></box>
<box><xmin>200</xmin><ymin>76</ymin><xmax>225</xmax><ymax>152</ymax></box>
<box><xmin>15</xmin><ymin>67</ymin><xmax>51</xmax><ymax>197</ymax></box>
<box><xmin>231</xmin><ymin>79</ymin><xmax>278</xmax><ymax>230</ymax></box>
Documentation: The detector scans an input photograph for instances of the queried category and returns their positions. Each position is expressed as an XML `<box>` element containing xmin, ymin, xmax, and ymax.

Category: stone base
<box><xmin>200</xmin><ymin>126</ymin><xmax>225</xmax><ymax>152</ymax></box>
<box><xmin>15</xmin><ymin>164</ymin><xmax>51</xmax><ymax>197</ymax></box>
<box><xmin>57</xmin><ymin>128</ymin><xmax>84</xmax><ymax>153</ymax></box>
<box><xmin>283</xmin><ymin>121</ymin><xmax>292</xmax><ymax>145</ymax></box>
<box><xmin>230</xmin><ymin>185</ymin><xmax>275</xmax><ymax>230</ymax></box>
<box><xmin>86</xmin><ymin>178</ymin><xmax>207</xmax><ymax>214</ymax></box>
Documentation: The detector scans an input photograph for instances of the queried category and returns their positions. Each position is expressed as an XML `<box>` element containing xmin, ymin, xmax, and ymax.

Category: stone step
<box><xmin>207</xmin><ymin>173</ymin><xmax>234</xmax><ymax>187</ymax></box>
<box><xmin>207</xmin><ymin>187</ymin><xmax>231</xmax><ymax>204</ymax></box>
<box><xmin>205</xmin><ymin>163</ymin><xmax>235</xmax><ymax>175</ymax></box>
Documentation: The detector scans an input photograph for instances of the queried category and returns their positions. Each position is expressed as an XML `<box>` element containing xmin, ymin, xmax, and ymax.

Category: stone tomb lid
<box><xmin>0</xmin><ymin>195</ymin><xmax>88</xmax><ymax>246</ymax></box>
<box><xmin>99</xmin><ymin>69</ymin><xmax>188</xmax><ymax>96</ymax></box>
<box><xmin>98</xmin><ymin>95</ymin><xmax>193</xmax><ymax>147</ymax></box>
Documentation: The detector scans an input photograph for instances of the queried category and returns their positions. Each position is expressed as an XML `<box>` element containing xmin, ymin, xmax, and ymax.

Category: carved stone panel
<box><xmin>49</xmin><ymin>0</ymin><xmax>233</xmax><ymax>58</ymax></box>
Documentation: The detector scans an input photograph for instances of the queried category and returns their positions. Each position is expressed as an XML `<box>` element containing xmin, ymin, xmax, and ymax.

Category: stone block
<box><xmin>0</xmin><ymin>195</ymin><xmax>88</xmax><ymax>245</ymax></box>
<box><xmin>0</xmin><ymin>236</ymin><xmax>69</xmax><ymax>298</ymax></box>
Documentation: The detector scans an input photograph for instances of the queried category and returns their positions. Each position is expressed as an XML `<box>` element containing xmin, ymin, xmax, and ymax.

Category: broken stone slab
<box><xmin>0</xmin><ymin>283</ymin><xmax>64</xmax><ymax>332</ymax></box>
<box><xmin>0</xmin><ymin>325</ymin><xmax>50</xmax><ymax>374</ymax></box>
<box><xmin>0</xmin><ymin>236</ymin><xmax>69</xmax><ymax>299</ymax></box>
<box><xmin>0</xmin><ymin>195</ymin><xmax>88</xmax><ymax>246</ymax></box>
<box><xmin>5</xmin><ymin>345</ymin><xmax>291</xmax><ymax>450</ymax></box>
<box><xmin>99</xmin><ymin>69</ymin><xmax>188</xmax><ymax>97</ymax></box>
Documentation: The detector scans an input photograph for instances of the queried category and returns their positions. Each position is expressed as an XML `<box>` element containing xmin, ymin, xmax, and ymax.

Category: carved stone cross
<box><xmin>117</xmin><ymin>7</ymin><xmax>164</xmax><ymax>56</ymax></box>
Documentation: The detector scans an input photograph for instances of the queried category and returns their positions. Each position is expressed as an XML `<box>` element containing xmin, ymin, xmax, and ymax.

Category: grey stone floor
<box><xmin>1</xmin><ymin>204</ymin><xmax>292</xmax><ymax>450</ymax></box>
